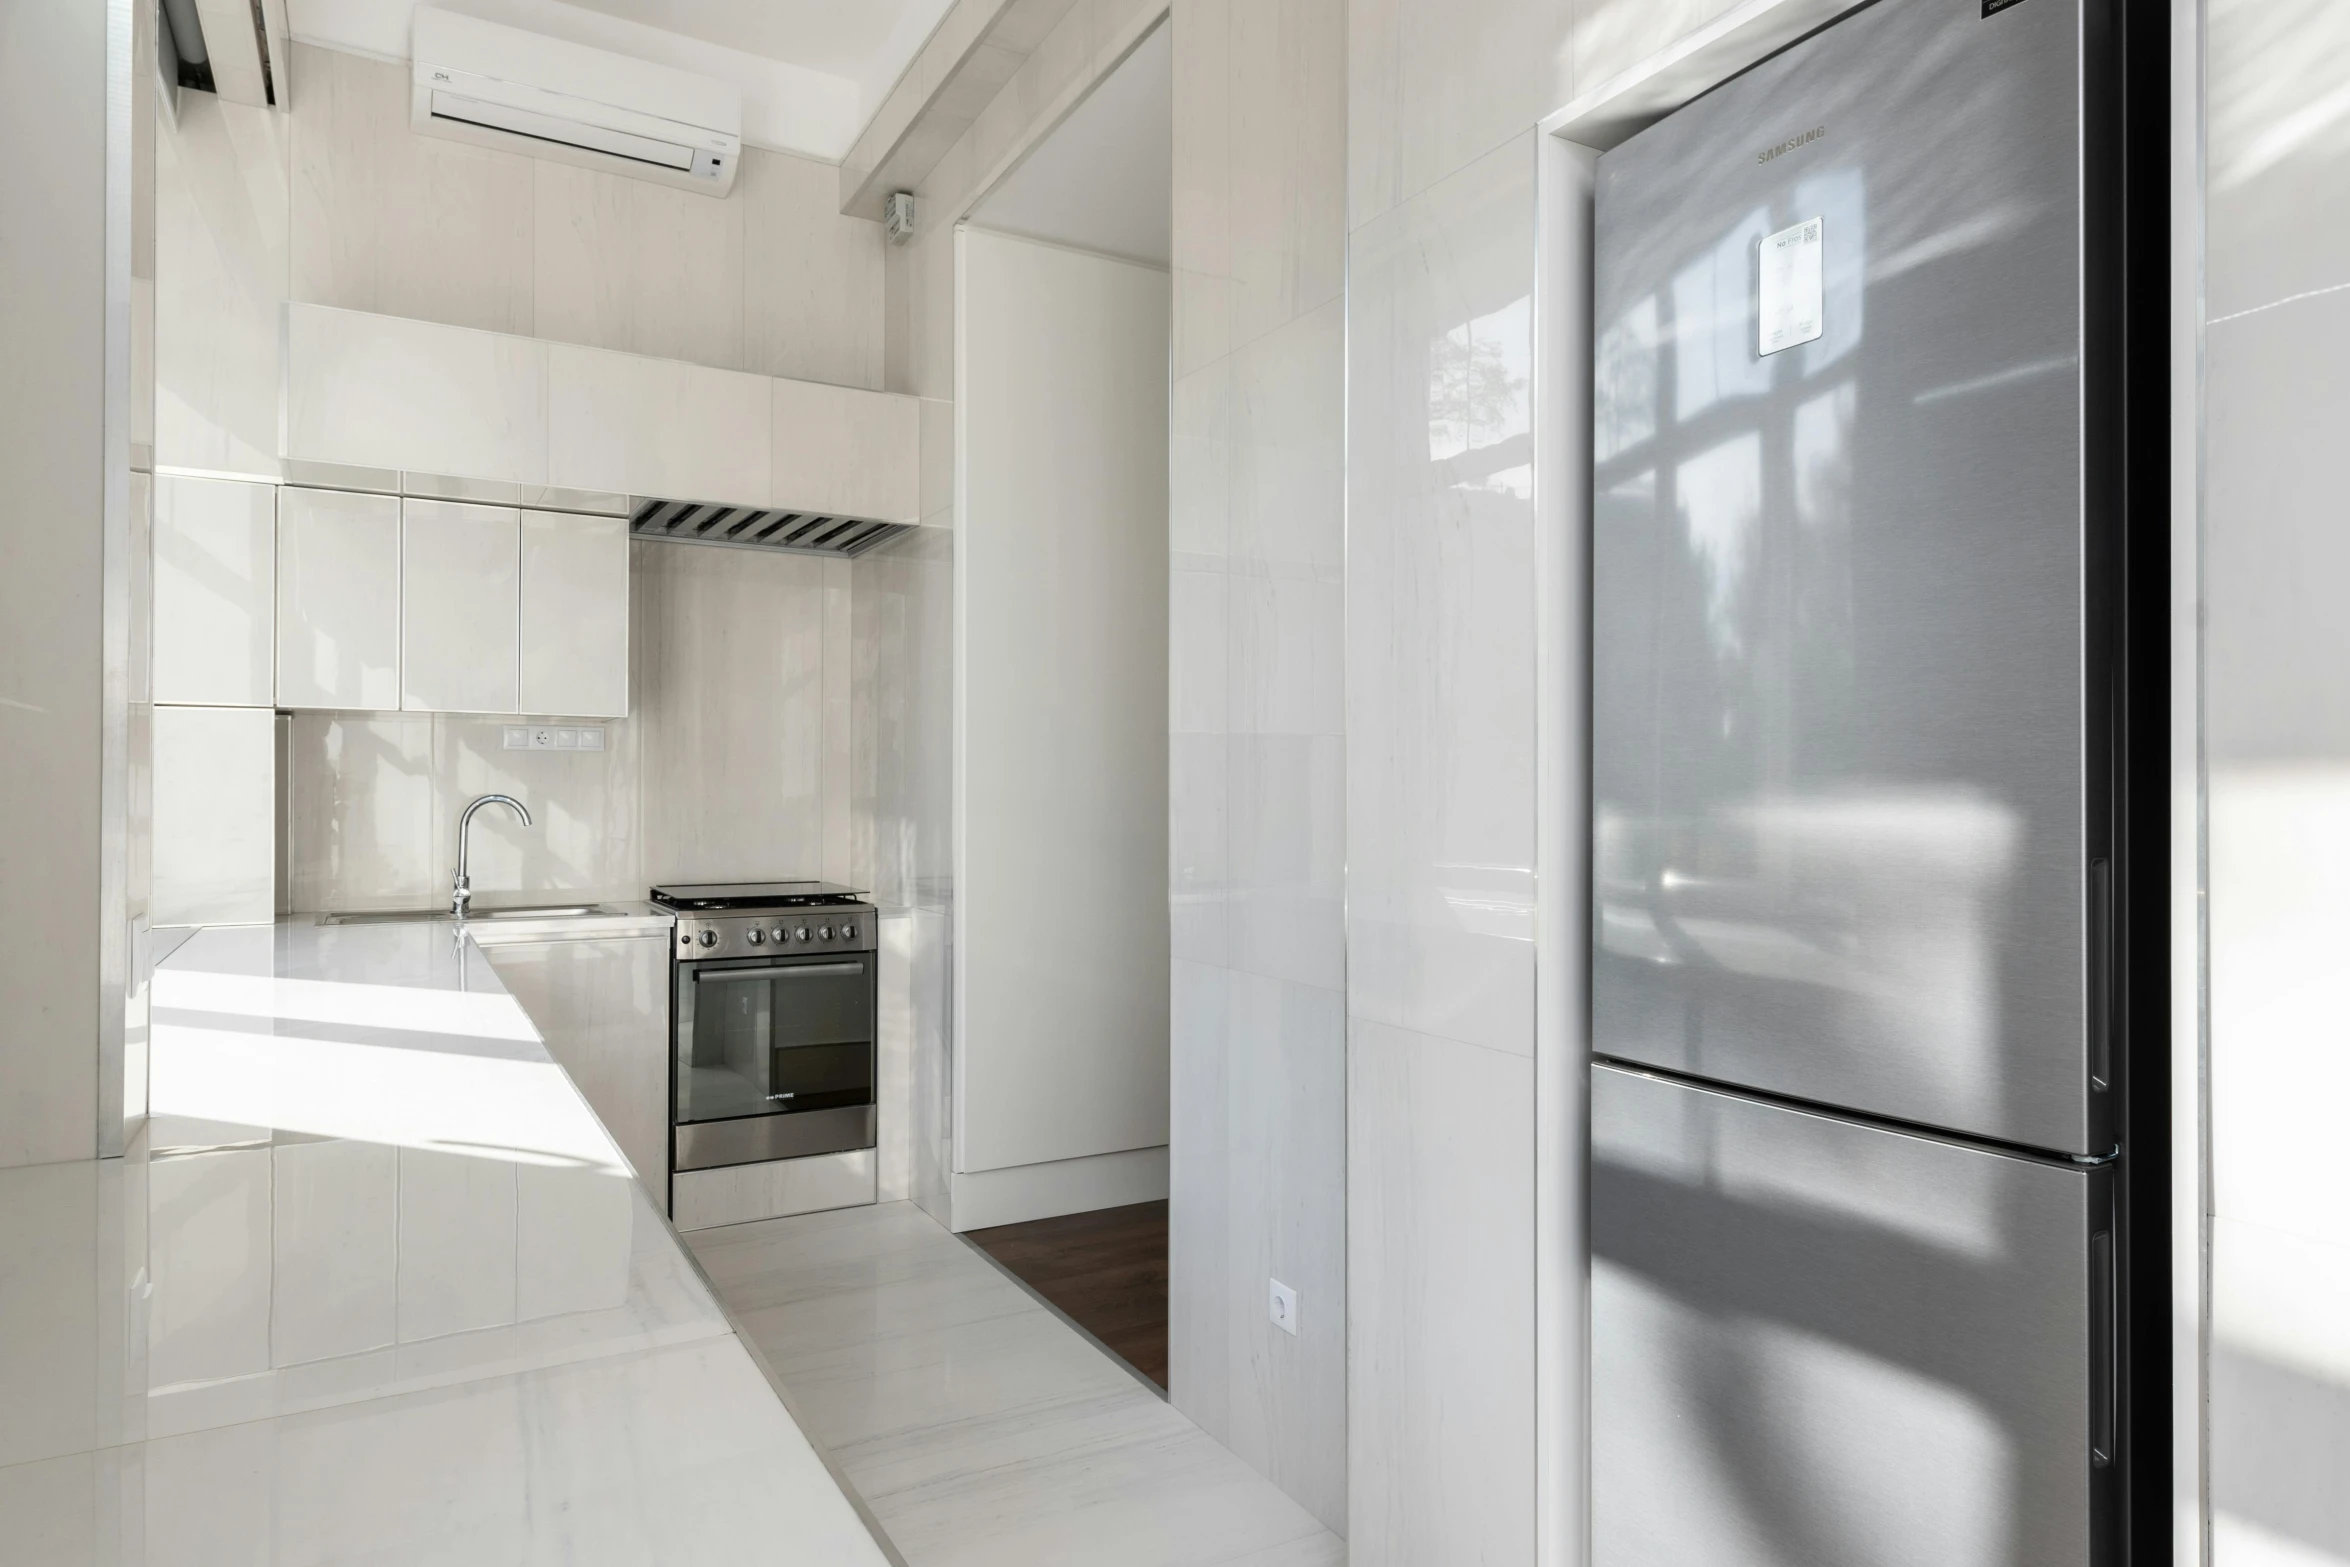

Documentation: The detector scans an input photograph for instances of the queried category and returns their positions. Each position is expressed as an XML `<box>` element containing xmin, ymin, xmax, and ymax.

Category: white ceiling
<box><xmin>288</xmin><ymin>0</ymin><xmax>955</xmax><ymax>161</ymax></box>
<box><xmin>971</xmin><ymin>21</ymin><xmax>1172</xmax><ymax>267</ymax></box>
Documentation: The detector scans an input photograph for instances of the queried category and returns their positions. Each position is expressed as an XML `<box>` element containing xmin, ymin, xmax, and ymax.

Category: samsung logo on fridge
<box><xmin>1757</xmin><ymin>126</ymin><xmax>1826</xmax><ymax>163</ymax></box>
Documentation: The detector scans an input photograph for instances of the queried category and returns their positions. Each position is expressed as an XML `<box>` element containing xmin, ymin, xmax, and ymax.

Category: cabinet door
<box><xmin>479</xmin><ymin>936</ymin><xmax>671</xmax><ymax>1187</ymax></box>
<box><xmin>277</xmin><ymin>488</ymin><xmax>400</xmax><ymax>711</ymax></box>
<box><xmin>154</xmin><ymin>475</ymin><xmax>275</xmax><ymax>707</ymax></box>
<box><xmin>519</xmin><ymin>511</ymin><xmax>629</xmax><ymax>717</ymax></box>
<box><xmin>401</xmin><ymin>499</ymin><xmax>519</xmax><ymax>714</ymax></box>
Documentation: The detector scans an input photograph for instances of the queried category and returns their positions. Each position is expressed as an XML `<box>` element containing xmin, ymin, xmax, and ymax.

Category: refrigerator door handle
<box><xmin>2090</xmin><ymin>1227</ymin><xmax>2117</xmax><ymax>1466</ymax></box>
<box><xmin>2088</xmin><ymin>858</ymin><xmax>2113</xmax><ymax>1090</ymax></box>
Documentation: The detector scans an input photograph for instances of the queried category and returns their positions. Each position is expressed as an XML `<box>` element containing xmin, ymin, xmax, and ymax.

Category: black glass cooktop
<box><xmin>649</xmin><ymin>881</ymin><xmax>868</xmax><ymax>911</ymax></box>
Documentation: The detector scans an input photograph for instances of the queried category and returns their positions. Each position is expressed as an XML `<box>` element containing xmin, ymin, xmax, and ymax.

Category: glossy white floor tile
<box><xmin>689</xmin><ymin>1201</ymin><xmax>1346</xmax><ymax>1567</ymax></box>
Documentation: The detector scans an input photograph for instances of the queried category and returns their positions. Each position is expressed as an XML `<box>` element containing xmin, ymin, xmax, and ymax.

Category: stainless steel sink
<box><xmin>471</xmin><ymin>904</ymin><xmax>619</xmax><ymax>919</ymax></box>
<box><xmin>319</xmin><ymin>908</ymin><xmax>447</xmax><ymax>926</ymax></box>
<box><xmin>321</xmin><ymin>904</ymin><xmax>622</xmax><ymax>926</ymax></box>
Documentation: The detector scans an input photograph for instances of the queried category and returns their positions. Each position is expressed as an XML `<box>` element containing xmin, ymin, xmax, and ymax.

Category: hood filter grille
<box><xmin>630</xmin><ymin>499</ymin><xmax>911</xmax><ymax>558</ymax></box>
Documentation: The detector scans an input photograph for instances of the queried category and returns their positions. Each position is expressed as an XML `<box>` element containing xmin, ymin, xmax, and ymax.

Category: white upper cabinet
<box><xmin>283</xmin><ymin>304</ymin><xmax>550</xmax><ymax>485</ymax></box>
<box><xmin>771</xmin><ymin>377</ymin><xmax>919</xmax><ymax>523</ymax></box>
<box><xmin>520</xmin><ymin>511</ymin><xmax>629</xmax><ymax>717</ymax></box>
<box><xmin>546</xmin><ymin>344</ymin><xmax>771</xmax><ymax>506</ymax></box>
<box><xmin>402</xmin><ymin>499</ymin><xmax>520</xmax><ymax>714</ymax></box>
<box><xmin>280</xmin><ymin>303</ymin><xmax>916</xmax><ymax>522</ymax></box>
<box><xmin>154</xmin><ymin>475</ymin><xmax>276</xmax><ymax>707</ymax></box>
<box><xmin>277</xmin><ymin>487</ymin><xmax>401</xmax><ymax>710</ymax></box>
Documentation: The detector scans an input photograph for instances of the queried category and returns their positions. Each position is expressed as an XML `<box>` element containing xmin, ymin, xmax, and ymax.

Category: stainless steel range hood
<box><xmin>629</xmin><ymin>499</ymin><xmax>912</xmax><ymax>559</ymax></box>
<box><xmin>253</xmin><ymin>460</ymin><xmax>916</xmax><ymax>560</ymax></box>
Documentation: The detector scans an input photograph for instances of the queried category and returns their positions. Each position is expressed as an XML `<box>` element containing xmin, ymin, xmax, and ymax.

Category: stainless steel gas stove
<box><xmin>649</xmin><ymin>882</ymin><xmax>878</xmax><ymax>1221</ymax></box>
<box><xmin>652</xmin><ymin>880</ymin><xmax>874</xmax><ymax>960</ymax></box>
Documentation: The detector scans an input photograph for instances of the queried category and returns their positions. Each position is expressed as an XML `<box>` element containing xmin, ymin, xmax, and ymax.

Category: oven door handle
<box><xmin>690</xmin><ymin>963</ymin><xmax>866</xmax><ymax>982</ymax></box>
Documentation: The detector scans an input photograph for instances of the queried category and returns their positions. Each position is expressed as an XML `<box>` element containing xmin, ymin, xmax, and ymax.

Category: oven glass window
<box><xmin>678</xmin><ymin>958</ymin><xmax>873</xmax><ymax>1125</ymax></box>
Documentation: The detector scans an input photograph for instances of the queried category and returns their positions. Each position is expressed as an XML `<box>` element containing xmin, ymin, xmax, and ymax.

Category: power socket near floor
<box><xmin>1268</xmin><ymin>1278</ymin><xmax>1298</xmax><ymax>1336</ymax></box>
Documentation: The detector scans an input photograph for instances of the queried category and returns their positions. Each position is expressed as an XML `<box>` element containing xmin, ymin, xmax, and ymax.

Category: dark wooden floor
<box><xmin>965</xmin><ymin>1199</ymin><xmax>1169</xmax><ymax>1388</ymax></box>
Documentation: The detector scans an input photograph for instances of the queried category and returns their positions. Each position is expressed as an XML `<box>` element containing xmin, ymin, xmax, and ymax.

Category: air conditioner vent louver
<box><xmin>630</xmin><ymin>499</ymin><xmax>912</xmax><ymax>558</ymax></box>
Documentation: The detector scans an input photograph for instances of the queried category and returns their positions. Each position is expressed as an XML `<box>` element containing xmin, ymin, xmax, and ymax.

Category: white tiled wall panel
<box><xmin>2206</xmin><ymin>0</ymin><xmax>2350</xmax><ymax>1556</ymax></box>
<box><xmin>276</xmin><ymin>486</ymin><xmax>401</xmax><ymax>711</ymax></box>
<box><xmin>152</xmin><ymin>706</ymin><xmax>275</xmax><ymax>926</ymax></box>
<box><xmin>519</xmin><ymin>512</ymin><xmax>630</xmax><ymax>719</ymax></box>
<box><xmin>400</xmin><ymin>500</ymin><xmax>520</xmax><ymax>715</ymax></box>
<box><xmin>153</xmin><ymin>476</ymin><xmax>275</xmax><ymax>707</ymax></box>
<box><xmin>1164</xmin><ymin>0</ymin><xmax>1351</xmax><ymax>1536</ymax></box>
<box><xmin>155</xmin><ymin>91</ymin><xmax>290</xmax><ymax>479</ymax></box>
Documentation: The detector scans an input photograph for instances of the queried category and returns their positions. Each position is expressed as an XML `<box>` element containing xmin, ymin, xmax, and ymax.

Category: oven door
<box><xmin>673</xmin><ymin>952</ymin><xmax>876</xmax><ymax>1173</ymax></box>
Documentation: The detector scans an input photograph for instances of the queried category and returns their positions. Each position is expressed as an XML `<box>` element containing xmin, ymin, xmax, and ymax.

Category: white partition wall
<box><xmin>952</xmin><ymin>225</ymin><xmax>1172</xmax><ymax>1229</ymax></box>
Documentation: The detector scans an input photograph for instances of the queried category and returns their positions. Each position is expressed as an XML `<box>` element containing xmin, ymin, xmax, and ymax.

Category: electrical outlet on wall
<box><xmin>502</xmin><ymin>724</ymin><xmax>606</xmax><ymax>752</ymax></box>
<box><xmin>1269</xmin><ymin>1278</ymin><xmax>1298</xmax><ymax>1336</ymax></box>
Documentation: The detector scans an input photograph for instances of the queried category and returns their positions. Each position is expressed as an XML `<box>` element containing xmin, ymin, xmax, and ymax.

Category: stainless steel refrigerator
<box><xmin>1589</xmin><ymin>0</ymin><xmax>2155</xmax><ymax>1561</ymax></box>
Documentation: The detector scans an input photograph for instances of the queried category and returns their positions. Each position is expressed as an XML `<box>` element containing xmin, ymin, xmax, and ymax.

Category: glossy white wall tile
<box><xmin>632</xmin><ymin>540</ymin><xmax>832</xmax><ymax>884</ymax></box>
<box><xmin>533</xmin><ymin>159</ymin><xmax>746</xmax><ymax>372</ymax></box>
<box><xmin>152</xmin><ymin>706</ymin><xmax>275</xmax><ymax>927</ymax></box>
<box><xmin>2205</xmin><ymin>0</ymin><xmax>2350</xmax><ymax>1540</ymax></box>
<box><xmin>289</xmin><ymin>42</ymin><xmax>536</xmax><ymax>337</ymax></box>
<box><xmin>280</xmin><ymin>708</ymin><xmax>645</xmax><ymax>913</ymax></box>
<box><xmin>152</xmin><ymin>476</ymin><xmax>275</xmax><ymax>707</ymax></box>
<box><xmin>1348</xmin><ymin>0</ymin><xmax>1570</xmax><ymax>232</ymax></box>
<box><xmin>1345</xmin><ymin>136</ymin><xmax>1537</xmax><ymax>1055</ymax></box>
<box><xmin>1223</xmin><ymin>968</ymin><xmax>1349</xmax><ymax>1525</ymax></box>
<box><xmin>546</xmin><ymin>344</ymin><xmax>772</xmax><ymax>506</ymax></box>
<box><xmin>276</xmin><ymin>487</ymin><xmax>401</xmax><ymax>712</ymax></box>
<box><xmin>519</xmin><ymin>512</ymin><xmax>631</xmax><ymax>720</ymax></box>
<box><xmin>1226</xmin><ymin>0</ymin><xmax>1348</xmax><ymax>348</ymax></box>
<box><xmin>428</xmin><ymin>714</ymin><xmax>643</xmax><ymax>904</ymax></box>
<box><xmin>154</xmin><ymin>91</ymin><xmax>289</xmax><ymax>479</ymax></box>
<box><xmin>1171</xmin><ymin>0</ymin><xmax>1235</xmax><ymax>379</ymax></box>
<box><xmin>1159</xmin><ymin>0</ymin><xmax>1350</xmax><ymax>1537</ymax></box>
<box><xmin>1347</xmin><ymin>1019</ymin><xmax>1537</xmax><ymax>1566</ymax></box>
<box><xmin>1343</xmin><ymin>125</ymin><xmax>1539</xmax><ymax>1562</ymax></box>
<box><xmin>741</xmin><ymin>146</ymin><xmax>888</xmax><ymax>390</ymax></box>
<box><xmin>400</xmin><ymin>500</ymin><xmax>521</xmax><ymax>715</ymax></box>
<box><xmin>281</xmin><ymin>712</ymin><xmax>436</xmax><ymax>911</ymax></box>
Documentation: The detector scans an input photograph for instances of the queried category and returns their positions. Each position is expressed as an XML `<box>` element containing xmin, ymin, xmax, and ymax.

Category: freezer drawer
<box><xmin>1589</xmin><ymin>0</ymin><xmax>2107</xmax><ymax>1156</ymax></box>
<box><xmin>1591</xmin><ymin>1063</ymin><xmax>2114</xmax><ymax>1567</ymax></box>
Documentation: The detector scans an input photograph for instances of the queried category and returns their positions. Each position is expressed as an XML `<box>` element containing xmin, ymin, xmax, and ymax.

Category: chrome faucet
<box><xmin>452</xmin><ymin>794</ymin><xmax>532</xmax><ymax>919</ymax></box>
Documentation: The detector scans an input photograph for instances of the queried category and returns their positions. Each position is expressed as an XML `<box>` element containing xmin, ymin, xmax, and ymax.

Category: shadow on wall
<box><xmin>2211</xmin><ymin>1343</ymin><xmax>2350</xmax><ymax>1564</ymax></box>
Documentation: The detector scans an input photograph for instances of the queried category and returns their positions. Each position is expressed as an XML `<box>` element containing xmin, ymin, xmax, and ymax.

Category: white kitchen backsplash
<box><xmin>280</xmin><ymin>710</ymin><xmax>643</xmax><ymax>913</ymax></box>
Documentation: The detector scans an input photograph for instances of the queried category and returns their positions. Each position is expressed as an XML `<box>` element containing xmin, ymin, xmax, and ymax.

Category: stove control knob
<box><xmin>794</xmin><ymin>926</ymin><xmax>811</xmax><ymax>942</ymax></box>
<box><xmin>698</xmin><ymin>929</ymin><xmax>718</xmax><ymax>949</ymax></box>
<box><xmin>745</xmin><ymin>927</ymin><xmax>764</xmax><ymax>945</ymax></box>
<box><xmin>840</xmin><ymin>923</ymin><xmax>857</xmax><ymax>942</ymax></box>
<box><xmin>771</xmin><ymin>927</ymin><xmax>786</xmax><ymax>944</ymax></box>
<box><xmin>817</xmin><ymin>924</ymin><xmax>833</xmax><ymax>941</ymax></box>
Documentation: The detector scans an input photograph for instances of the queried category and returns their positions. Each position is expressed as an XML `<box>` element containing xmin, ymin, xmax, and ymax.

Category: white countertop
<box><xmin>0</xmin><ymin>918</ymin><xmax>893</xmax><ymax>1565</ymax></box>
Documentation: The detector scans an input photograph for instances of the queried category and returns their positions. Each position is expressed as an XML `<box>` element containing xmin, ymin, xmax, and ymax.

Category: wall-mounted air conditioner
<box><xmin>410</xmin><ymin>8</ymin><xmax>743</xmax><ymax>197</ymax></box>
